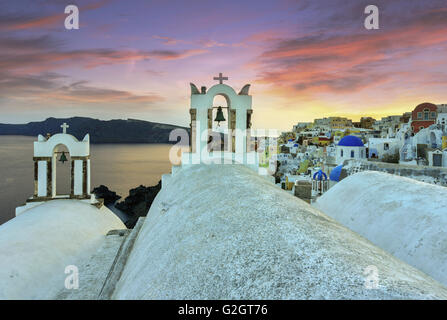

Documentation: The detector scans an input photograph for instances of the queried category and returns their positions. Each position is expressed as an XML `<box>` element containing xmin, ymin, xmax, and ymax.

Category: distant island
<box><xmin>0</xmin><ymin>117</ymin><xmax>189</xmax><ymax>144</ymax></box>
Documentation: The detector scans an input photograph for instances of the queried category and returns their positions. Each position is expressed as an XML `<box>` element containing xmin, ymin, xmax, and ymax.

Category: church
<box><xmin>1</xmin><ymin>76</ymin><xmax>447</xmax><ymax>300</ymax></box>
<box><xmin>335</xmin><ymin>135</ymin><xmax>367</xmax><ymax>165</ymax></box>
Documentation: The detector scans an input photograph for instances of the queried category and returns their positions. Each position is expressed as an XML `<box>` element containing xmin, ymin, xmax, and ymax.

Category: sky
<box><xmin>1</xmin><ymin>0</ymin><xmax>447</xmax><ymax>130</ymax></box>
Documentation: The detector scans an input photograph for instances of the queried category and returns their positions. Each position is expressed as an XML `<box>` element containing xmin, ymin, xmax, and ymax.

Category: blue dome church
<box><xmin>335</xmin><ymin>135</ymin><xmax>366</xmax><ymax>164</ymax></box>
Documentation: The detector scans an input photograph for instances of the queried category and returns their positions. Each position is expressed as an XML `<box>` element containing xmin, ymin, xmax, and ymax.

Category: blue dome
<box><xmin>330</xmin><ymin>165</ymin><xmax>343</xmax><ymax>182</ymax></box>
<box><xmin>313</xmin><ymin>170</ymin><xmax>327</xmax><ymax>181</ymax></box>
<box><xmin>338</xmin><ymin>135</ymin><xmax>364</xmax><ymax>147</ymax></box>
<box><xmin>293</xmin><ymin>144</ymin><xmax>298</xmax><ymax>147</ymax></box>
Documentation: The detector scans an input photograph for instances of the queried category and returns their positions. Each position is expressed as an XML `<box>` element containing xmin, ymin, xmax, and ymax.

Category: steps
<box><xmin>56</xmin><ymin>217</ymin><xmax>145</xmax><ymax>300</ymax></box>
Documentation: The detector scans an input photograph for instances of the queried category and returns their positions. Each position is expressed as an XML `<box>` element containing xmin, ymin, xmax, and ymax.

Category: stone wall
<box><xmin>341</xmin><ymin>159</ymin><xmax>447</xmax><ymax>186</ymax></box>
<box><xmin>294</xmin><ymin>181</ymin><xmax>312</xmax><ymax>203</ymax></box>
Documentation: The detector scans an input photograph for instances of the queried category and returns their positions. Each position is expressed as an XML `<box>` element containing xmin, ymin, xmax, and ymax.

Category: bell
<box><xmin>214</xmin><ymin>106</ymin><xmax>226</xmax><ymax>126</ymax></box>
<box><xmin>59</xmin><ymin>151</ymin><xmax>68</xmax><ymax>164</ymax></box>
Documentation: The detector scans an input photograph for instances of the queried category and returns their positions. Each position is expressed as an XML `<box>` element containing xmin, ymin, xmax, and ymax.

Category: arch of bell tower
<box><xmin>182</xmin><ymin>74</ymin><xmax>258</xmax><ymax>170</ymax></box>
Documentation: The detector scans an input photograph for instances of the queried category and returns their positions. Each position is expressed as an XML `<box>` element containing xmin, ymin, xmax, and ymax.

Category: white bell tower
<box><xmin>181</xmin><ymin>74</ymin><xmax>259</xmax><ymax>171</ymax></box>
<box><xmin>30</xmin><ymin>123</ymin><xmax>91</xmax><ymax>202</ymax></box>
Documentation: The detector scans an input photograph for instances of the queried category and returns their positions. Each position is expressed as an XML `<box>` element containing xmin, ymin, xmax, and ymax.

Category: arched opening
<box><xmin>53</xmin><ymin>144</ymin><xmax>71</xmax><ymax>197</ymax></box>
<box><xmin>430</xmin><ymin>132</ymin><xmax>437</xmax><ymax>148</ymax></box>
<box><xmin>209</xmin><ymin>94</ymin><xmax>232</xmax><ymax>152</ymax></box>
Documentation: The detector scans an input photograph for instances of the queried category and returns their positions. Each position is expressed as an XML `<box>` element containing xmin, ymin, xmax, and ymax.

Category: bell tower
<box><xmin>30</xmin><ymin>123</ymin><xmax>91</xmax><ymax>202</ymax></box>
<box><xmin>181</xmin><ymin>74</ymin><xmax>259</xmax><ymax>170</ymax></box>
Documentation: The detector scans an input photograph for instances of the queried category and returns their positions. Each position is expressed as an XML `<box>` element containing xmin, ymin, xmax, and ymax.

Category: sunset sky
<box><xmin>1</xmin><ymin>0</ymin><xmax>447</xmax><ymax>130</ymax></box>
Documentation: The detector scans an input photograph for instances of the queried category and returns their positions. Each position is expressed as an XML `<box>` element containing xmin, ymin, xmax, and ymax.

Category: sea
<box><xmin>0</xmin><ymin>136</ymin><xmax>173</xmax><ymax>225</ymax></box>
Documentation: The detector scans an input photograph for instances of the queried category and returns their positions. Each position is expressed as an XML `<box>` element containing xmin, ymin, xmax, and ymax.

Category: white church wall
<box><xmin>161</xmin><ymin>173</ymin><xmax>172</xmax><ymax>189</ymax></box>
<box><xmin>74</xmin><ymin>160</ymin><xmax>83</xmax><ymax>195</ymax></box>
<box><xmin>51</xmin><ymin>155</ymin><xmax>57</xmax><ymax>197</ymax></box>
<box><xmin>37</xmin><ymin>161</ymin><xmax>47</xmax><ymax>197</ymax></box>
<box><xmin>315</xmin><ymin>171</ymin><xmax>447</xmax><ymax>287</ymax></box>
<box><xmin>335</xmin><ymin>146</ymin><xmax>366</xmax><ymax>165</ymax></box>
<box><xmin>87</xmin><ymin>159</ymin><xmax>91</xmax><ymax>195</ymax></box>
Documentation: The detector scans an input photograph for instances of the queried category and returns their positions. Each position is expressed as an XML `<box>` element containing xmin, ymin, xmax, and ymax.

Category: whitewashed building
<box><xmin>367</xmin><ymin>138</ymin><xmax>400</xmax><ymax>159</ymax></box>
<box><xmin>335</xmin><ymin>135</ymin><xmax>366</xmax><ymax>165</ymax></box>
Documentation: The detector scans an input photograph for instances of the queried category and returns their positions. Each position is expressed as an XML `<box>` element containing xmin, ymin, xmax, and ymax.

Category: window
<box><xmin>384</xmin><ymin>143</ymin><xmax>389</xmax><ymax>151</ymax></box>
<box><xmin>360</xmin><ymin>150</ymin><xmax>363</xmax><ymax>158</ymax></box>
<box><xmin>420</xmin><ymin>126</ymin><xmax>424</xmax><ymax>130</ymax></box>
<box><xmin>350</xmin><ymin>150</ymin><xmax>354</xmax><ymax>158</ymax></box>
<box><xmin>417</xmin><ymin>112</ymin><xmax>422</xmax><ymax>119</ymax></box>
<box><xmin>340</xmin><ymin>149</ymin><xmax>343</xmax><ymax>157</ymax></box>
<box><xmin>431</xmin><ymin>112</ymin><xmax>436</xmax><ymax>119</ymax></box>
<box><xmin>424</xmin><ymin>109</ymin><xmax>429</xmax><ymax>120</ymax></box>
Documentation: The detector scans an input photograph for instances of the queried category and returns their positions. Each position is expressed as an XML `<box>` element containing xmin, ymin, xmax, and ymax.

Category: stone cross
<box><xmin>61</xmin><ymin>123</ymin><xmax>69</xmax><ymax>134</ymax></box>
<box><xmin>213</xmin><ymin>72</ymin><xmax>228</xmax><ymax>84</ymax></box>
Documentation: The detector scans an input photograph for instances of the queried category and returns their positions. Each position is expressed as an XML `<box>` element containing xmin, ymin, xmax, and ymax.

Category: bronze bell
<box><xmin>214</xmin><ymin>106</ymin><xmax>226</xmax><ymax>126</ymax></box>
<box><xmin>59</xmin><ymin>151</ymin><xmax>68</xmax><ymax>164</ymax></box>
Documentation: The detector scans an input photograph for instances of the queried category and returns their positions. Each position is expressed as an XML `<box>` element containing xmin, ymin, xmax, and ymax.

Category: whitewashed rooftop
<box><xmin>112</xmin><ymin>164</ymin><xmax>447</xmax><ymax>299</ymax></box>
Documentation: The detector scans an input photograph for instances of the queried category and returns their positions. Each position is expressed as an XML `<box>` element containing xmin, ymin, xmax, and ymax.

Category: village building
<box><xmin>373</xmin><ymin>115</ymin><xmax>402</xmax><ymax>136</ymax></box>
<box><xmin>292</xmin><ymin>122</ymin><xmax>312</xmax><ymax>132</ymax></box>
<box><xmin>427</xmin><ymin>149</ymin><xmax>447</xmax><ymax>167</ymax></box>
<box><xmin>329</xmin><ymin>117</ymin><xmax>352</xmax><ymax>129</ymax></box>
<box><xmin>400</xmin><ymin>112</ymin><xmax>412</xmax><ymax>124</ymax></box>
<box><xmin>360</xmin><ymin>116</ymin><xmax>376</xmax><ymax>129</ymax></box>
<box><xmin>436</xmin><ymin>106</ymin><xmax>447</xmax><ymax>131</ymax></box>
<box><xmin>411</xmin><ymin>102</ymin><xmax>437</xmax><ymax>133</ymax></box>
<box><xmin>335</xmin><ymin>135</ymin><xmax>367</xmax><ymax>165</ymax></box>
<box><xmin>367</xmin><ymin>137</ymin><xmax>400</xmax><ymax>159</ymax></box>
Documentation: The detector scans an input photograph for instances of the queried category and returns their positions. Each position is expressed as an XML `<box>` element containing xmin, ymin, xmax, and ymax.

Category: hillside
<box><xmin>0</xmin><ymin>117</ymin><xmax>188</xmax><ymax>144</ymax></box>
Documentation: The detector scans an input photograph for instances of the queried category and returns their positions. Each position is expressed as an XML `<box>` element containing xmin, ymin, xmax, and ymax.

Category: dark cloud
<box><xmin>0</xmin><ymin>71</ymin><xmax>163</xmax><ymax>109</ymax></box>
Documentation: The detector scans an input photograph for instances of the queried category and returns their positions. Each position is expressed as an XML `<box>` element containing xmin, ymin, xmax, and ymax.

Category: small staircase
<box><xmin>400</xmin><ymin>141</ymin><xmax>416</xmax><ymax>162</ymax></box>
<box><xmin>56</xmin><ymin>217</ymin><xmax>145</xmax><ymax>300</ymax></box>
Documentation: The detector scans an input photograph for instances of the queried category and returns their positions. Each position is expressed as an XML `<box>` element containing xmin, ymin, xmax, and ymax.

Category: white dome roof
<box><xmin>0</xmin><ymin>200</ymin><xmax>125</xmax><ymax>299</ymax></box>
<box><xmin>112</xmin><ymin>165</ymin><xmax>447</xmax><ymax>299</ymax></box>
<box><xmin>315</xmin><ymin>171</ymin><xmax>447</xmax><ymax>287</ymax></box>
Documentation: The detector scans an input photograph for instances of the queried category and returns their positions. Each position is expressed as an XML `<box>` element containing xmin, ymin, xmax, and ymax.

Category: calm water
<box><xmin>0</xmin><ymin>136</ymin><xmax>173</xmax><ymax>225</ymax></box>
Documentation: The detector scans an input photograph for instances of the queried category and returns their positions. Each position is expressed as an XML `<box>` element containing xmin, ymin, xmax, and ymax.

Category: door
<box><xmin>433</xmin><ymin>154</ymin><xmax>442</xmax><ymax>167</ymax></box>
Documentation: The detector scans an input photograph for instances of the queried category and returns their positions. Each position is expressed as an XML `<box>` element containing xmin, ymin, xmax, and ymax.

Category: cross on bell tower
<box><xmin>213</xmin><ymin>72</ymin><xmax>228</xmax><ymax>84</ymax></box>
<box><xmin>61</xmin><ymin>123</ymin><xmax>69</xmax><ymax>134</ymax></box>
